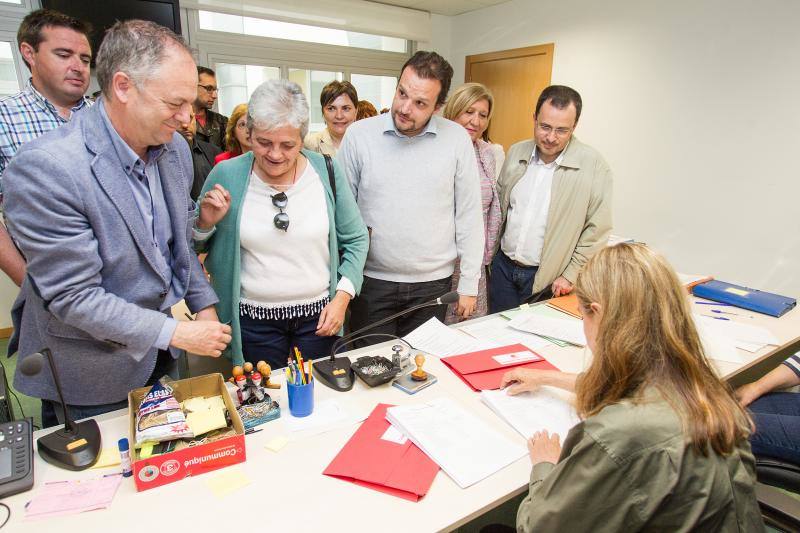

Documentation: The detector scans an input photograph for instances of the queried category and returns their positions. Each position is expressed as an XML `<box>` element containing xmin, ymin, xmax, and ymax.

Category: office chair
<box><xmin>755</xmin><ymin>456</ymin><xmax>800</xmax><ymax>531</ymax></box>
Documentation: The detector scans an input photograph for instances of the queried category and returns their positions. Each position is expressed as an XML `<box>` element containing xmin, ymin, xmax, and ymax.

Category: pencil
<box><xmin>307</xmin><ymin>359</ymin><xmax>313</xmax><ymax>382</ymax></box>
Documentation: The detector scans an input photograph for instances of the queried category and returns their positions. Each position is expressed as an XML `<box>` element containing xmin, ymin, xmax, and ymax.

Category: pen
<box><xmin>710</xmin><ymin>309</ymin><xmax>753</xmax><ymax>318</ymax></box>
<box><xmin>701</xmin><ymin>314</ymin><xmax>730</xmax><ymax>321</ymax></box>
<box><xmin>695</xmin><ymin>301</ymin><xmax>732</xmax><ymax>307</ymax></box>
<box><xmin>244</xmin><ymin>428</ymin><xmax>263</xmax><ymax>435</ymax></box>
<box><xmin>184</xmin><ymin>312</ymin><xmax>194</xmax><ymax>320</ymax></box>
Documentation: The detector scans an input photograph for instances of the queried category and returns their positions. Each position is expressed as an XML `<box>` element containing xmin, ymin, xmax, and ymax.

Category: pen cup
<box><xmin>287</xmin><ymin>379</ymin><xmax>314</xmax><ymax>417</ymax></box>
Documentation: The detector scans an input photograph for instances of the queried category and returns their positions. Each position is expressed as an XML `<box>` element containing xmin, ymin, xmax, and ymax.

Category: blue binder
<box><xmin>692</xmin><ymin>280</ymin><xmax>796</xmax><ymax>317</ymax></box>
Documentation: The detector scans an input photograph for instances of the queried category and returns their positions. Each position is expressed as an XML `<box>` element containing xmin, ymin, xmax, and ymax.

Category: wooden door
<box><xmin>465</xmin><ymin>43</ymin><xmax>554</xmax><ymax>151</ymax></box>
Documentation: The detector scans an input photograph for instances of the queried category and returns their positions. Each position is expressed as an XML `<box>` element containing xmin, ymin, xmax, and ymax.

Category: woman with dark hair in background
<box><xmin>303</xmin><ymin>80</ymin><xmax>358</xmax><ymax>157</ymax></box>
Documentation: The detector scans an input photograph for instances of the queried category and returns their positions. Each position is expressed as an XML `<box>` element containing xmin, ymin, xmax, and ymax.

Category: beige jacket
<box><xmin>496</xmin><ymin>136</ymin><xmax>612</xmax><ymax>295</ymax></box>
<box><xmin>303</xmin><ymin>128</ymin><xmax>338</xmax><ymax>157</ymax></box>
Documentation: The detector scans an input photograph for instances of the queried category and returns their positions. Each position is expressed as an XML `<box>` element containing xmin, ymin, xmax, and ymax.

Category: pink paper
<box><xmin>25</xmin><ymin>474</ymin><xmax>123</xmax><ymax>520</ymax></box>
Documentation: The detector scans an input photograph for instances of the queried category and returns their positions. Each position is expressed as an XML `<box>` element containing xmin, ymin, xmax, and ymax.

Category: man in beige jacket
<box><xmin>489</xmin><ymin>85</ymin><xmax>612</xmax><ymax>312</ymax></box>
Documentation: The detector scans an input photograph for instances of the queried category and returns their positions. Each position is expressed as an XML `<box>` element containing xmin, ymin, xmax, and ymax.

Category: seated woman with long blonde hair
<box><xmin>500</xmin><ymin>243</ymin><xmax>764</xmax><ymax>531</ymax></box>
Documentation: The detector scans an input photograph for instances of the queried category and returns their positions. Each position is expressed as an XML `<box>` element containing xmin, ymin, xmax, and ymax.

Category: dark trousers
<box><xmin>488</xmin><ymin>251</ymin><xmax>542</xmax><ymax>314</ymax></box>
<box><xmin>239</xmin><ymin>311</ymin><xmax>337</xmax><ymax>370</ymax></box>
<box><xmin>42</xmin><ymin>349</ymin><xmax>177</xmax><ymax>429</ymax></box>
<box><xmin>749</xmin><ymin>391</ymin><xmax>800</xmax><ymax>464</ymax></box>
<box><xmin>349</xmin><ymin>276</ymin><xmax>452</xmax><ymax>349</ymax></box>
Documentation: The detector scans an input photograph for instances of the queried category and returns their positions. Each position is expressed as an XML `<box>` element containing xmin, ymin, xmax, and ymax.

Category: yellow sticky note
<box><xmin>90</xmin><ymin>447</ymin><xmax>121</xmax><ymax>469</ymax></box>
<box><xmin>205</xmin><ymin>468</ymin><xmax>251</xmax><ymax>498</ymax></box>
<box><xmin>725</xmin><ymin>287</ymin><xmax>749</xmax><ymax>297</ymax></box>
<box><xmin>264</xmin><ymin>435</ymin><xmax>288</xmax><ymax>453</ymax></box>
<box><xmin>186</xmin><ymin>407</ymin><xmax>227</xmax><ymax>437</ymax></box>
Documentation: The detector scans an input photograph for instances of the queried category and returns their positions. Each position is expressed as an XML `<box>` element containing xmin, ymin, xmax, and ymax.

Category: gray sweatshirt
<box><xmin>337</xmin><ymin>113</ymin><xmax>484</xmax><ymax>295</ymax></box>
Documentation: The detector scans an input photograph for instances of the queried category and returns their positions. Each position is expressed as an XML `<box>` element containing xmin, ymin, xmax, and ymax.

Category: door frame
<box><xmin>465</xmin><ymin>43</ymin><xmax>554</xmax><ymax>83</ymax></box>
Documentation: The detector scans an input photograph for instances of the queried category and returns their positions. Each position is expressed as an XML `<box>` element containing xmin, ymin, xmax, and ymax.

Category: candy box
<box><xmin>127</xmin><ymin>373</ymin><xmax>246</xmax><ymax>491</ymax></box>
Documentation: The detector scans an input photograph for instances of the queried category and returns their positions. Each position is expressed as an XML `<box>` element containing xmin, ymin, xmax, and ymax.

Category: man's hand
<box><xmin>170</xmin><ymin>318</ymin><xmax>231</xmax><ymax>357</ymax></box>
<box><xmin>735</xmin><ymin>382</ymin><xmax>764</xmax><ymax>407</ymax></box>
<box><xmin>198</xmin><ymin>184</ymin><xmax>231</xmax><ymax>230</ymax></box>
<box><xmin>528</xmin><ymin>430</ymin><xmax>562</xmax><ymax>465</ymax></box>
<box><xmin>551</xmin><ymin>276</ymin><xmax>573</xmax><ymax>297</ymax></box>
<box><xmin>455</xmin><ymin>295</ymin><xmax>477</xmax><ymax>319</ymax></box>
<box><xmin>194</xmin><ymin>306</ymin><xmax>220</xmax><ymax>322</ymax></box>
<box><xmin>317</xmin><ymin>291</ymin><xmax>351</xmax><ymax>336</ymax></box>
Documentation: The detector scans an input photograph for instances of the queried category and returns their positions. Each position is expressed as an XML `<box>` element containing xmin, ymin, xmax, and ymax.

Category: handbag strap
<box><xmin>323</xmin><ymin>154</ymin><xmax>336</xmax><ymax>203</ymax></box>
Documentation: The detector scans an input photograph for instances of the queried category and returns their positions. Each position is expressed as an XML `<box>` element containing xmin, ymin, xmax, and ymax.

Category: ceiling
<box><xmin>370</xmin><ymin>0</ymin><xmax>509</xmax><ymax>16</ymax></box>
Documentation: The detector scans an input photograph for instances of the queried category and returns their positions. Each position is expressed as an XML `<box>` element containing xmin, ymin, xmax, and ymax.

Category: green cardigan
<box><xmin>196</xmin><ymin>150</ymin><xmax>369</xmax><ymax>365</ymax></box>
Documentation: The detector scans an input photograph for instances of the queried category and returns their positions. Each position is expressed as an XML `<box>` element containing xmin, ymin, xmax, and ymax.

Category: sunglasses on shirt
<box><xmin>271</xmin><ymin>192</ymin><xmax>289</xmax><ymax>231</ymax></box>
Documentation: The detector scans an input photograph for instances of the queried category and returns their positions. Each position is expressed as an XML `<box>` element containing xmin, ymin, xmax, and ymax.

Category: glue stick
<box><xmin>118</xmin><ymin>437</ymin><xmax>133</xmax><ymax>477</ymax></box>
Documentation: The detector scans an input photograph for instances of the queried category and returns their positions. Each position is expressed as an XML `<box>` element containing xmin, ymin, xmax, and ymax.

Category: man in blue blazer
<box><xmin>3</xmin><ymin>20</ymin><xmax>231</xmax><ymax>426</ymax></box>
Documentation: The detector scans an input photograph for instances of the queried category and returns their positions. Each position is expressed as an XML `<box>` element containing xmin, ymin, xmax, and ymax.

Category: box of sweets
<box><xmin>127</xmin><ymin>373</ymin><xmax>246</xmax><ymax>491</ymax></box>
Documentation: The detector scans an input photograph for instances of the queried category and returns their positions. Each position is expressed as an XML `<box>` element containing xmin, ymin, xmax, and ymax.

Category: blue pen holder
<box><xmin>287</xmin><ymin>379</ymin><xmax>314</xmax><ymax>417</ymax></box>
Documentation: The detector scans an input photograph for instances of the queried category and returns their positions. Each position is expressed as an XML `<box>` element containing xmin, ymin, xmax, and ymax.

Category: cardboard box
<box><xmin>128</xmin><ymin>373</ymin><xmax>246</xmax><ymax>491</ymax></box>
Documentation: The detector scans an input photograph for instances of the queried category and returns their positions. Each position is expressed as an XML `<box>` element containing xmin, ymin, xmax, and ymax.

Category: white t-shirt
<box><xmin>239</xmin><ymin>162</ymin><xmax>331</xmax><ymax>312</ymax></box>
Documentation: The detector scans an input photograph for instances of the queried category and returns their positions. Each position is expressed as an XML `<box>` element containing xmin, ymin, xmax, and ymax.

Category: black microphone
<box><xmin>314</xmin><ymin>291</ymin><xmax>459</xmax><ymax>392</ymax></box>
<box><xmin>19</xmin><ymin>349</ymin><xmax>101</xmax><ymax>470</ymax></box>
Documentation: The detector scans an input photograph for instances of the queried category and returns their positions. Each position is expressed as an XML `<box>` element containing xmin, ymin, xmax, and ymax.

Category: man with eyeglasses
<box><xmin>489</xmin><ymin>85</ymin><xmax>613</xmax><ymax>312</ymax></box>
<box><xmin>193</xmin><ymin>66</ymin><xmax>228</xmax><ymax>150</ymax></box>
<box><xmin>177</xmin><ymin>109</ymin><xmax>222</xmax><ymax>200</ymax></box>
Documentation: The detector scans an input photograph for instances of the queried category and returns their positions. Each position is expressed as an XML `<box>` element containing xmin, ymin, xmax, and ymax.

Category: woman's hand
<box><xmin>528</xmin><ymin>431</ymin><xmax>561</xmax><ymax>465</ymax></box>
<box><xmin>501</xmin><ymin>368</ymin><xmax>553</xmax><ymax>395</ymax></box>
<box><xmin>198</xmin><ymin>184</ymin><xmax>231</xmax><ymax>230</ymax></box>
<box><xmin>317</xmin><ymin>291</ymin><xmax>351</xmax><ymax>336</ymax></box>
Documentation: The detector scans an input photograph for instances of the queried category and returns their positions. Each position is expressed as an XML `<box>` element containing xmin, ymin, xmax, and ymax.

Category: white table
<box><xmin>5</xmin><ymin>297</ymin><xmax>798</xmax><ymax>532</ymax></box>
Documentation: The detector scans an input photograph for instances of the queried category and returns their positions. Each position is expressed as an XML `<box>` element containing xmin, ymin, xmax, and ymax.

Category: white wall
<box><xmin>444</xmin><ymin>0</ymin><xmax>800</xmax><ymax>297</ymax></box>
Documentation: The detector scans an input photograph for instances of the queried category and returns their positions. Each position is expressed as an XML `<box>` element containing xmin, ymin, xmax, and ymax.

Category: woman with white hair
<box><xmin>194</xmin><ymin>79</ymin><xmax>369</xmax><ymax>368</ymax></box>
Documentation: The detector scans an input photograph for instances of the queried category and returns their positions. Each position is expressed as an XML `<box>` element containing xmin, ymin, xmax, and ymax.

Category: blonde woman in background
<box><xmin>442</xmin><ymin>83</ymin><xmax>501</xmax><ymax>322</ymax></box>
<box><xmin>499</xmin><ymin>243</ymin><xmax>763</xmax><ymax>532</ymax></box>
<box><xmin>215</xmin><ymin>103</ymin><xmax>251</xmax><ymax>164</ymax></box>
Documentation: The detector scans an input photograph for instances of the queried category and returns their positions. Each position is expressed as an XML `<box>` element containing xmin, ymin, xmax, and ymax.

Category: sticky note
<box><xmin>264</xmin><ymin>435</ymin><xmax>288</xmax><ymax>452</ymax></box>
<box><xmin>725</xmin><ymin>287</ymin><xmax>749</xmax><ymax>297</ymax></box>
<box><xmin>186</xmin><ymin>408</ymin><xmax>227</xmax><ymax>436</ymax></box>
<box><xmin>90</xmin><ymin>447</ymin><xmax>122</xmax><ymax>469</ymax></box>
<box><xmin>205</xmin><ymin>468</ymin><xmax>251</xmax><ymax>498</ymax></box>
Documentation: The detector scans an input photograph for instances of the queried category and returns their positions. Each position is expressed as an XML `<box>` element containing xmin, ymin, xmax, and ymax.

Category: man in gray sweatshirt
<box><xmin>337</xmin><ymin>51</ymin><xmax>484</xmax><ymax>345</ymax></box>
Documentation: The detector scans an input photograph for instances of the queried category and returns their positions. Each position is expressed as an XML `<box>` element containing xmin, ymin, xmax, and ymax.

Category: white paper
<box><xmin>493</xmin><ymin>351</ymin><xmax>541</xmax><ymax>365</ymax></box>
<box><xmin>282</xmin><ymin>399</ymin><xmax>362</xmax><ymax>437</ymax></box>
<box><xmin>481</xmin><ymin>387</ymin><xmax>580</xmax><ymax>442</ymax></box>
<box><xmin>677</xmin><ymin>273</ymin><xmax>711</xmax><ymax>286</ymax></box>
<box><xmin>507</xmin><ymin>313</ymin><xmax>586</xmax><ymax>346</ymax></box>
<box><xmin>403</xmin><ymin>317</ymin><xmax>495</xmax><ymax>358</ymax></box>
<box><xmin>695</xmin><ymin>319</ymin><xmax>750</xmax><ymax>364</ymax></box>
<box><xmin>693</xmin><ymin>314</ymin><xmax>779</xmax><ymax>347</ymax></box>
<box><xmin>380</xmin><ymin>424</ymin><xmax>408</xmax><ymax>445</ymax></box>
<box><xmin>386</xmin><ymin>398</ymin><xmax>526</xmax><ymax>488</ymax></box>
<box><xmin>458</xmin><ymin>316</ymin><xmax>553</xmax><ymax>351</ymax></box>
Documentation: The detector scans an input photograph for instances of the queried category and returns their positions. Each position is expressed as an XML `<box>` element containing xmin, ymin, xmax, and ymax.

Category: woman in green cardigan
<box><xmin>194</xmin><ymin>79</ymin><xmax>368</xmax><ymax>368</ymax></box>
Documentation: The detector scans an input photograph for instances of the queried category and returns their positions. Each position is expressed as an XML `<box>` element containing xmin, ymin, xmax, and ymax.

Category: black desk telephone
<box><xmin>0</xmin><ymin>418</ymin><xmax>33</xmax><ymax>498</ymax></box>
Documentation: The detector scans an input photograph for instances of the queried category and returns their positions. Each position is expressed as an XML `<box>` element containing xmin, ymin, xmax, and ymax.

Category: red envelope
<box><xmin>323</xmin><ymin>403</ymin><xmax>439</xmax><ymax>502</ymax></box>
<box><xmin>441</xmin><ymin>344</ymin><xmax>557</xmax><ymax>391</ymax></box>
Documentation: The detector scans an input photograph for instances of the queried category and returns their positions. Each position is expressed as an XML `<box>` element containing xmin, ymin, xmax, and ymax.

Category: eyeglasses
<box><xmin>536</xmin><ymin>122</ymin><xmax>572</xmax><ymax>138</ymax></box>
<box><xmin>271</xmin><ymin>192</ymin><xmax>289</xmax><ymax>231</ymax></box>
<box><xmin>198</xmin><ymin>84</ymin><xmax>219</xmax><ymax>94</ymax></box>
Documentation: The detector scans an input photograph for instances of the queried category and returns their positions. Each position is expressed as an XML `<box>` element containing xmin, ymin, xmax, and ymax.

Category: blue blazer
<box><xmin>3</xmin><ymin>101</ymin><xmax>219</xmax><ymax>405</ymax></box>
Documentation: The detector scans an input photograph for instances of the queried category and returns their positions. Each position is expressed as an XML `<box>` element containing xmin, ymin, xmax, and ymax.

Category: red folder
<box><xmin>441</xmin><ymin>344</ymin><xmax>557</xmax><ymax>391</ymax></box>
<box><xmin>323</xmin><ymin>403</ymin><xmax>439</xmax><ymax>502</ymax></box>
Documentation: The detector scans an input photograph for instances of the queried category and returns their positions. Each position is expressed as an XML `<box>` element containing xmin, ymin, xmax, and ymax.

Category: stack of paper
<box><xmin>403</xmin><ymin>317</ymin><xmax>495</xmax><ymax>357</ymax></box>
<box><xmin>480</xmin><ymin>387</ymin><xmax>580</xmax><ymax>441</ymax></box>
<box><xmin>282</xmin><ymin>399</ymin><xmax>366</xmax><ymax>437</ymax></box>
<box><xmin>459</xmin><ymin>317</ymin><xmax>553</xmax><ymax>352</ymax></box>
<box><xmin>386</xmin><ymin>398</ymin><xmax>526</xmax><ymax>488</ymax></box>
<box><xmin>508</xmin><ymin>312</ymin><xmax>586</xmax><ymax>346</ymax></box>
<box><xmin>25</xmin><ymin>474</ymin><xmax>123</xmax><ymax>519</ymax></box>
